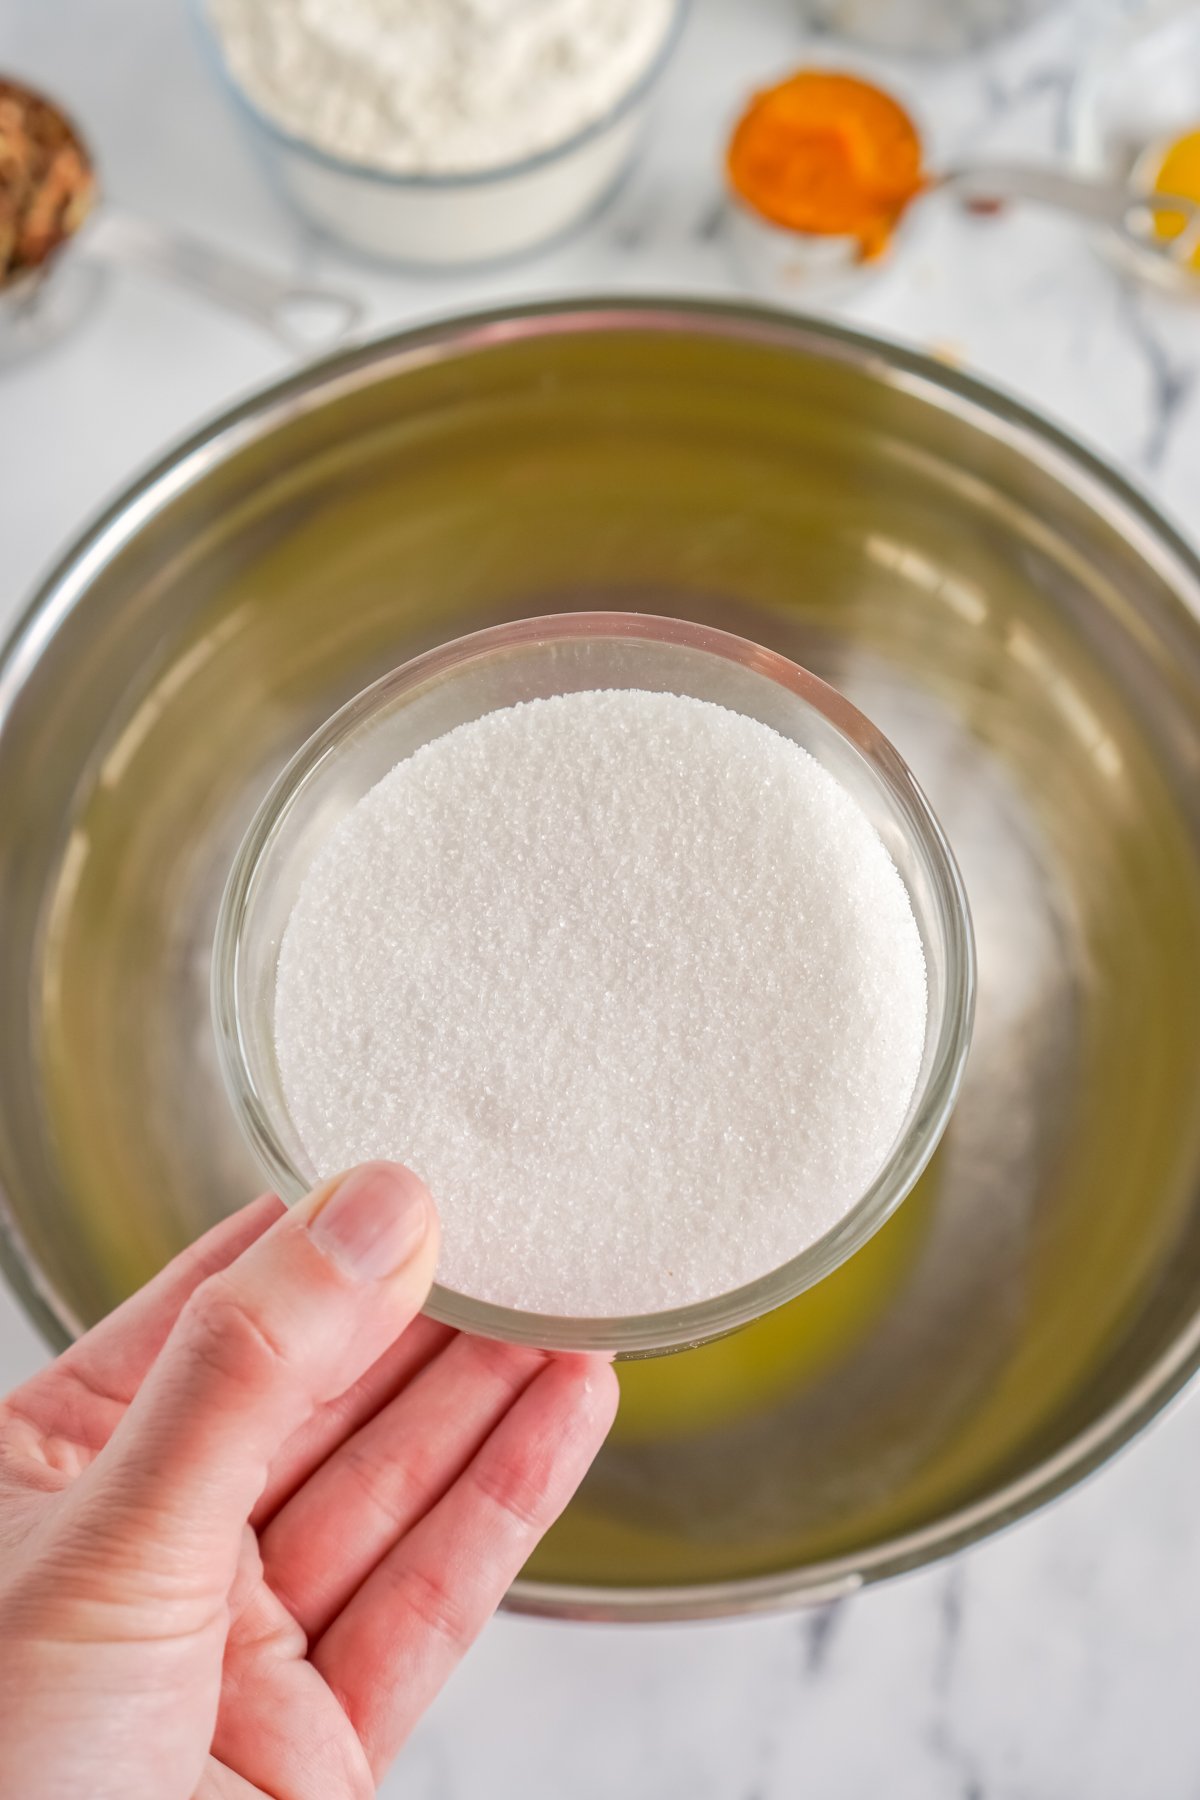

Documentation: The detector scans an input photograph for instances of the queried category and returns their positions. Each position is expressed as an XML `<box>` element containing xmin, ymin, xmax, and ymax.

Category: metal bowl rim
<box><xmin>4</xmin><ymin>293</ymin><xmax>1200</xmax><ymax>1618</ymax></box>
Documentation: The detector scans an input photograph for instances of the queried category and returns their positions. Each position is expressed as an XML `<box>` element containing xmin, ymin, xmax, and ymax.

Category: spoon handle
<box><xmin>945</xmin><ymin>162</ymin><xmax>1200</xmax><ymax>267</ymax></box>
<box><xmin>85</xmin><ymin>210</ymin><xmax>365</xmax><ymax>352</ymax></box>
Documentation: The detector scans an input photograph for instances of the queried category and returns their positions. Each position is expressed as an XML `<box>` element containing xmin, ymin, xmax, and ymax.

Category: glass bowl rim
<box><xmin>211</xmin><ymin>610</ymin><xmax>976</xmax><ymax>1355</ymax></box>
<box><xmin>191</xmin><ymin>0</ymin><xmax>690</xmax><ymax>191</ymax></box>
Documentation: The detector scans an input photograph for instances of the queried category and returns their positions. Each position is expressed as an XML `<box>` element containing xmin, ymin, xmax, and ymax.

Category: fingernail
<box><xmin>307</xmin><ymin>1162</ymin><xmax>433</xmax><ymax>1281</ymax></box>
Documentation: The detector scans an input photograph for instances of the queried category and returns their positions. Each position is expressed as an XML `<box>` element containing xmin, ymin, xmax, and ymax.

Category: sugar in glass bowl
<box><xmin>212</xmin><ymin>614</ymin><xmax>975</xmax><ymax>1356</ymax></box>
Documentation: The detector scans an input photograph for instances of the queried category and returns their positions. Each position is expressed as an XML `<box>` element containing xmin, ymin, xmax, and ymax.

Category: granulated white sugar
<box><xmin>274</xmin><ymin>689</ymin><xmax>928</xmax><ymax>1316</ymax></box>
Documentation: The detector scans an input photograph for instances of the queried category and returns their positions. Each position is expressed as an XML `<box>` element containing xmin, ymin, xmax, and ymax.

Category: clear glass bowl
<box><xmin>193</xmin><ymin>0</ymin><xmax>688</xmax><ymax>267</ymax></box>
<box><xmin>212</xmin><ymin>613</ymin><xmax>975</xmax><ymax>1355</ymax></box>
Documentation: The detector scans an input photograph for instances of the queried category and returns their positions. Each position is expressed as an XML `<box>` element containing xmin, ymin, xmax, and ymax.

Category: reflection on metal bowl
<box><xmin>1</xmin><ymin>300</ymin><xmax>1199</xmax><ymax>1620</ymax></box>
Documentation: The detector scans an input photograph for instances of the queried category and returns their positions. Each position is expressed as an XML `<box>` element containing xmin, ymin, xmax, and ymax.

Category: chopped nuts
<box><xmin>0</xmin><ymin>78</ymin><xmax>96</xmax><ymax>286</ymax></box>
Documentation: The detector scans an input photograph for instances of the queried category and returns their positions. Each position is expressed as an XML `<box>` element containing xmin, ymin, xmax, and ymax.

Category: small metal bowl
<box><xmin>212</xmin><ymin>611</ymin><xmax>974</xmax><ymax>1356</ymax></box>
<box><xmin>193</xmin><ymin>0</ymin><xmax>689</xmax><ymax>266</ymax></box>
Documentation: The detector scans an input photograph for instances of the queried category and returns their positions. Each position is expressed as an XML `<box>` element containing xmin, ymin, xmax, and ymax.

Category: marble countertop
<box><xmin>3</xmin><ymin>0</ymin><xmax>1200</xmax><ymax>1794</ymax></box>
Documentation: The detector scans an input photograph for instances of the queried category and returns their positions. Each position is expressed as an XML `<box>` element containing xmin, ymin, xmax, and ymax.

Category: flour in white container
<box><xmin>208</xmin><ymin>0</ymin><xmax>678</xmax><ymax>174</ymax></box>
<box><xmin>274</xmin><ymin>690</ymin><xmax>928</xmax><ymax>1317</ymax></box>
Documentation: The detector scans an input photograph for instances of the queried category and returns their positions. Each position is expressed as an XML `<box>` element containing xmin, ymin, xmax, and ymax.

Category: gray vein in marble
<box><xmin>934</xmin><ymin>1564</ymin><xmax>968</xmax><ymax>1697</ymax></box>
<box><xmin>925</xmin><ymin>1714</ymin><xmax>988</xmax><ymax>1800</ymax></box>
<box><xmin>695</xmin><ymin>193</ymin><xmax>725</xmax><ymax>243</ymax></box>
<box><xmin>1115</xmin><ymin>285</ymin><xmax>1197</xmax><ymax>473</ymax></box>
<box><xmin>799</xmin><ymin>1600</ymin><xmax>846</xmax><ymax>1679</ymax></box>
<box><xmin>737</xmin><ymin>1621</ymin><xmax>804</xmax><ymax>1800</ymax></box>
<box><xmin>978</xmin><ymin>60</ymin><xmax>1072</xmax><ymax>129</ymax></box>
<box><xmin>613</xmin><ymin>214</ymin><xmax>652</xmax><ymax>252</ymax></box>
<box><xmin>924</xmin><ymin>1563</ymin><xmax>990</xmax><ymax>1799</ymax></box>
<box><xmin>976</xmin><ymin>61</ymin><xmax>1033</xmax><ymax>114</ymax></box>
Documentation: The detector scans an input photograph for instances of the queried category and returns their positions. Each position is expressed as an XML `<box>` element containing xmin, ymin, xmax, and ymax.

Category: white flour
<box><xmin>274</xmin><ymin>690</ymin><xmax>928</xmax><ymax>1317</ymax></box>
<box><xmin>208</xmin><ymin>0</ymin><xmax>678</xmax><ymax>173</ymax></box>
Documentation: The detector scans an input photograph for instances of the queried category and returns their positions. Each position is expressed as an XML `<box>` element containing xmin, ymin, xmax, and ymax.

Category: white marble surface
<box><xmin>3</xmin><ymin>0</ymin><xmax>1200</xmax><ymax>1794</ymax></box>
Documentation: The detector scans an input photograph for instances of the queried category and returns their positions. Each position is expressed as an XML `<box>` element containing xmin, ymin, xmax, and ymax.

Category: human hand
<box><xmin>0</xmin><ymin>1163</ymin><xmax>617</xmax><ymax>1799</ymax></box>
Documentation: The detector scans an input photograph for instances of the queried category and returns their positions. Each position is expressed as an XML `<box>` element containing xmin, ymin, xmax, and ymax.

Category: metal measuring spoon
<box><xmin>0</xmin><ymin>75</ymin><xmax>364</xmax><ymax>365</ymax></box>
<box><xmin>947</xmin><ymin>158</ymin><xmax>1200</xmax><ymax>273</ymax></box>
<box><xmin>728</xmin><ymin>149</ymin><xmax>1200</xmax><ymax>306</ymax></box>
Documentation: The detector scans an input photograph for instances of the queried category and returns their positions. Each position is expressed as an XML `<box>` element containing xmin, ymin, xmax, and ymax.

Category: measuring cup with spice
<box><xmin>725</xmin><ymin>71</ymin><xmax>927</xmax><ymax>298</ymax></box>
<box><xmin>726</xmin><ymin>66</ymin><xmax>1200</xmax><ymax>302</ymax></box>
<box><xmin>0</xmin><ymin>76</ymin><xmax>362</xmax><ymax>364</ymax></box>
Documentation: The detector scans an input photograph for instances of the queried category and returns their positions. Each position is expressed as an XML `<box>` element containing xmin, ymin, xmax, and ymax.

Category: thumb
<box><xmin>63</xmin><ymin>1162</ymin><xmax>438</xmax><ymax>1599</ymax></box>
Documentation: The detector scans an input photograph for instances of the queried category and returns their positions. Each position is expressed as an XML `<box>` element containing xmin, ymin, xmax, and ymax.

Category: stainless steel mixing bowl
<box><xmin>2</xmin><ymin>299</ymin><xmax>1200</xmax><ymax>1621</ymax></box>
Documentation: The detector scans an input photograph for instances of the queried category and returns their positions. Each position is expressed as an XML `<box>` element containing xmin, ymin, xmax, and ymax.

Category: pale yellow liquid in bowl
<box><xmin>614</xmin><ymin>1171</ymin><xmax>934</xmax><ymax>1444</ymax></box>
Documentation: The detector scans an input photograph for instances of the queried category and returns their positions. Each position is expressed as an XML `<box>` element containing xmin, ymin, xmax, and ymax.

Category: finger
<box><xmin>261</xmin><ymin>1335</ymin><xmax>550</xmax><ymax>1636</ymax></box>
<box><xmin>209</xmin><ymin>1533</ymin><xmax>377</xmax><ymax>1800</ymax></box>
<box><xmin>250</xmin><ymin>1315</ymin><xmax>454</xmax><ymax>1530</ymax></box>
<box><xmin>201</xmin><ymin>1760</ymin><xmax>265</xmax><ymax>1799</ymax></box>
<box><xmin>313</xmin><ymin>1354</ymin><xmax>617</xmax><ymax>1776</ymax></box>
<box><xmin>8</xmin><ymin>1196</ymin><xmax>284</xmax><ymax>1441</ymax></box>
<box><xmin>59</xmin><ymin>1162</ymin><xmax>438</xmax><ymax>1603</ymax></box>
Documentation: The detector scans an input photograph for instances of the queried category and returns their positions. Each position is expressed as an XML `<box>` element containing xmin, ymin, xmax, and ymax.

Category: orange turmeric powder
<box><xmin>727</xmin><ymin>70</ymin><xmax>925</xmax><ymax>261</ymax></box>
